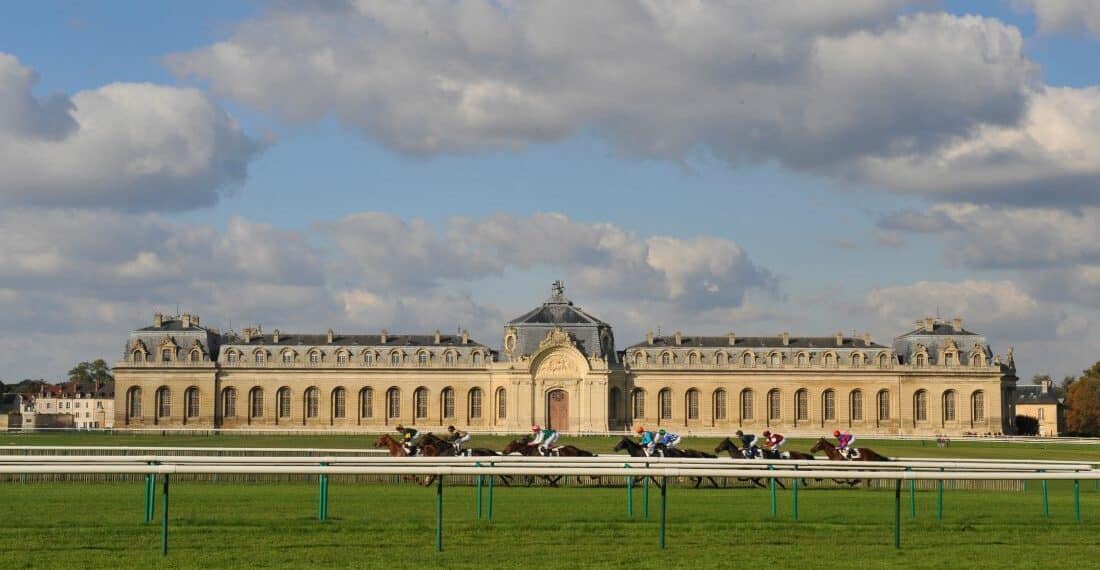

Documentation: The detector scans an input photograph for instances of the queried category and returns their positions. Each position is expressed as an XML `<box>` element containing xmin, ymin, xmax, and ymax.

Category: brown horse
<box><xmin>501</xmin><ymin>436</ymin><xmax>594</xmax><ymax>457</ymax></box>
<box><xmin>810</xmin><ymin>437</ymin><xmax>890</xmax><ymax>462</ymax></box>
<box><xmin>613</xmin><ymin>437</ymin><xmax>719</xmax><ymax>488</ymax></box>
<box><xmin>713</xmin><ymin>437</ymin><xmax>784</xmax><ymax>489</ymax></box>
<box><xmin>374</xmin><ymin>434</ymin><xmax>407</xmax><ymax>456</ymax></box>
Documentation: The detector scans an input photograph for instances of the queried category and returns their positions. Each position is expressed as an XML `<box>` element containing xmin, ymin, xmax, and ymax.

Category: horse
<box><xmin>373</xmin><ymin>434</ymin><xmax>407</xmax><ymax>456</ymax></box>
<box><xmin>810</xmin><ymin>437</ymin><xmax>890</xmax><ymax>487</ymax></box>
<box><xmin>612</xmin><ymin>437</ymin><xmax>718</xmax><ymax>488</ymax></box>
<box><xmin>416</xmin><ymin>433</ymin><xmax>508</xmax><ymax>486</ymax></box>
<box><xmin>713</xmin><ymin>437</ymin><xmax>785</xmax><ymax>489</ymax></box>
<box><xmin>501</xmin><ymin>436</ymin><xmax>597</xmax><ymax>486</ymax></box>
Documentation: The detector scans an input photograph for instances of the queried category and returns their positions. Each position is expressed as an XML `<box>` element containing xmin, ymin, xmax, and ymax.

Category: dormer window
<box><xmin>132</xmin><ymin>351</ymin><xmax>145</xmax><ymax>363</ymax></box>
<box><xmin>282</xmin><ymin>351</ymin><xmax>293</xmax><ymax>364</ymax></box>
<box><xmin>227</xmin><ymin>351</ymin><xmax>238</xmax><ymax>364</ymax></box>
<box><xmin>944</xmin><ymin>352</ymin><xmax>954</xmax><ymax>367</ymax></box>
<box><xmin>472</xmin><ymin>352</ymin><xmax>482</xmax><ymax>365</ymax></box>
<box><xmin>255</xmin><ymin>351</ymin><xmax>266</xmax><ymax>364</ymax></box>
<box><xmin>391</xmin><ymin>352</ymin><xmax>402</xmax><ymax>366</ymax></box>
<box><xmin>915</xmin><ymin>354</ymin><xmax>926</xmax><ymax>367</ymax></box>
<box><xmin>445</xmin><ymin>352</ymin><xmax>455</xmax><ymax>366</ymax></box>
<box><xmin>309</xmin><ymin>351</ymin><xmax>320</xmax><ymax>365</ymax></box>
<box><xmin>190</xmin><ymin>350</ymin><xmax>202</xmax><ymax>362</ymax></box>
<box><xmin>161</xmin><ymin>348</ymin><xmax>173</xmax><ymax>362</ymax></box>
<box><xmin>418</xmin><ymin>352</ymin><xmax>429</xmax><ymax>366</ymax></box>
<box><xmin>337</xmin><ymin>352</ymin><xmax>348</xmax><ymax>365</ymax></box>
<box><xmin>661</xmin><ymin>353</ymin><xmax>671</xmax><ymax>366</ymax></box>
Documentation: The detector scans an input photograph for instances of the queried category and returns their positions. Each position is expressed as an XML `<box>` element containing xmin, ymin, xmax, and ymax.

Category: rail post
<box><xmin>476</xmin><ymin>462</ymin><xmax>483</xmax><ymax>520</ymax></box>
<box><xmin>436</xmin><ymin>475</ymin><xmax>444</xmax><ymax>552</ymax></box>
<box><xmin>1041</xmin><ymin>471</ymin><xmax>1049</xmax><ymax>518</ymax></box>
<box><xmin>487</xmin><ymin>462</ymin><xmax>494</xmax><ymax>522</ymax></box>
<box><xmin>161</xmin><ymin>473</ymin><xmax>170</xmax><ymax>556</ymax></box>
<box><xmin>659</xmin><ymin>476</ymin><xmax>668</xmax><ymax>549</ymax></box>
<box><xmin>894</xmin><ymin>478</ymin><xmax>901</xmax><ymax>550</ymax></box>
<box><xmin>144</xmin><ymin>463</ymin><xmax>154</xmax><ymax>522</ymax></box>
<box><xmin>643</xmin><ymin>462</ymin><xmax>650</xmax><ymax>519</ymax></box>
<box><xmin>792</xmin><ymin>465</ymin><xmax>799</xmax><ymax>521</ymax></box>
<box><xmin>318</xmin><ymin>462</ymin><xmax>329</xmax><ymax>521</ymax></box>
<box><xmin>769</xmin><ymin>464</ymin><xmax>777</xmax><ymax>517</ymax></box>
<box><xmin>937</xmin><ymin>467</ymin><xmax>944</xmax><ymax>521</ymax></box>
<box><xmin>908</xmin><ymin>467</ymin><xmax>916</xmax><ymax>518</ymax></box>
<box><xmin>1075</xmin><ymin>479</ymin><xmax>1081</xmax><ymax>523</ymax></box>
<box><xmin>625</xmin><ymin>463</ymin><xmax>633</xmax><ymax>518</ymax></box>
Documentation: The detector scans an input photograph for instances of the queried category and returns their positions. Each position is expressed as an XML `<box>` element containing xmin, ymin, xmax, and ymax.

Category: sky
<box><xmin>2</xmin><ymin>0</ymin><xmax>1100</xmax><ymax>382</ymax></box>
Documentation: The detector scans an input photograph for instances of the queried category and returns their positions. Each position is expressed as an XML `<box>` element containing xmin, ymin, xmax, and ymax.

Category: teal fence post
<box><xmin>436</xmin><ymin>475</ymin><xmax>444</xmax><ymax>552</ymax></box>
<box><xmin>644</xmin><ymin>462</ymin><xmax>650</xmax><ymax>519</ymax></box>
<box><xmin>792</xmin><ymin>465</ymin><xmax>799</xmax><ymax>521</ymax></box>
<box><xmin>659</xmin><ymin>476</ymin><xmax>668</xmax><ymax>549</ymax></box>
<box><xmin>937</xmin><ymin>467</ymin><xmax>944</xmax><ymax>521</ymax></box>
<box><xmin>161</xmin><ymin>473</ymin><xmax>170</xmax><ymax>556</ymax></box>
<box><xmin>476</xmin><ymin>462</ymin><xmax>483</xmax><ymax>521</ymax></box>
<box><xmin>893</xmin><ymin>478</ymin><xmax>901</xmax><ymax>550</ymax></box>
<box><xmin>144</xmin><ymin>468</ymin><xmax>153</xmax><ymax>522</ymax></box>
<box><xmin>1042</xmin><ymin>471</ymin><xmax>1050</xmax><ymax>518</ymax></box>
<box><xmin>908</xmin><ymin>467</ymin><xmax>916</xmax><ymax>518</ymax></box>
<box><xmin>769</xmin><ymin>464</ymin><xmax>777</xmax><ymax>517</ymax></box>
<box><xmin>487</xmin><ymin>463</ymin><xmax>494</xmax><ymax>522</ymax></box>
<box><xmin>1075</xmin><ymin>479</ymin><xmax>1081</xmax><ymax>523</ymax></box>
<box><xmin>318</xmin><ymin>462</ymin><xmax>329</xmax><ymax>521</ymax></box>
<box><xmin>626</xmin><ymin>463</ymin><xmax>633</xmax><ymax>518</ymax></box>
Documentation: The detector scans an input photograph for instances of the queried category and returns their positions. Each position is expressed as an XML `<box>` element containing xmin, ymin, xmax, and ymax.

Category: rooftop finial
<box><xmin>551</xmin><ymin>280</ymin><xmax>565</xmax><ymax>299</ymax></box>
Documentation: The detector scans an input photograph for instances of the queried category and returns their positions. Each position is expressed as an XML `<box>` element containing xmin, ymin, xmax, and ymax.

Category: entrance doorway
<box><xmin>547</xmin><ymin>389</ymin><xmax>569</xmax><ymax>431</ymax></box>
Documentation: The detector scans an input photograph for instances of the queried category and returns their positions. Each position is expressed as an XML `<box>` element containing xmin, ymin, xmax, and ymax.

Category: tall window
<box><xmin>360</xmin><ymin>387</ymin><xmax>373</xmax><ymax>419</ymax></box>
<box><xmin>127</xmin><ymin>387</ymin><xmax>142</xmax><ymax>418</ymax></box>
<box><xmin>740</xmin><ymin>389</ymin><xmax>754</xmax><ymax>420</ymax></box>
<box><xmin>332</xmin><ymin>387</ymin><xmax>346</xmax><ymax>419</ymax></box>
<box><xmin>391</xmin><ymin>352</ymin><xmax>402</xmax><ymax>366</ymax></box>
<box><xmin>609</xmin><ymin>387</ymin><xmax>621</xmax><ymax>420</ymax></box>
<box><xmin>879</xmin><ymin>353</ymin><xmax>889</xmax><ymax>368</ymax></box>
<box><xmin>386</xmin><ymin>388</ymin><xmax>400</xmax><ymax>419</ymax></box>
<box><xmin>634</xmin><ymin>352</ymin><xmax>644</xmax><ymax>367</ymax></box>
<box><xmin>364</xmin><ymin>352</ymin><xmax>374</xmax><ymax>365</ymax></box>
<box><xmin>283</xmin><ymin>351</ymin><xmax>293</xmax><ymax>364</ymax></box>
<box><xmin>309</xmin><ymin>351</ymin><xmax>320</xmax><ymax>365</ymax></box>
<box><xmin>770</xmin><ymin>353</ymin><xmax>781</xmax><ymax>367</ymax></box>
<box><xmin>943</xmin><ymin>390</ymin><xmax>956</xmax><ymax>422</ymax></box>
<box><xmin>972</xmin><ymin>391</ymin><xmax>985</xmax><ymax>422</ymax></box>
<box><xmin>823</xmin><ymin>389</ymin><xmax>836</xmax><ymax>421</ymax></box>
<box><xmin>914</xmin><ymin>390</ymin><xmax>928</xmax><ymax>422</ymax></box>
<box><xmin>442</xmin><ymin>388</ymin><xmax>456</xmax><ymax>419</ymax></box>
<box><xmin>658</xmin><ymin>389</ymin><xmax>672</xmax><ymax>420</ymax></box>
<box><xmin>851</xmin><ymin>353</ymin><xmax>862</xmax><ymax>368</ymax></box>
<box><xmin>305</xmin><ymin>387</ymin><xmax>320</xmax><ymax>418</ymax></box>
<box><xmin>743</xmin><ymin>353</ymin><xmax>753</xmax><ymax>366</ymax></box>
<box><xmin>445</xmin><ymin>351</ymin><xmax>455</xmax><ymax>366</ymax></box>
<box><xmin>661</xmin><ymin>353</ymin><xmax>671</xmax><ymax>366</ymax></box>
<box><xmin>632</xmin><ymin>389</ymin><xmax>645</xmax><ymax>419</ymax></box>
<box><xmin>414</xmin><ymin>387</ymin><xmax>429</xmax><ymax>419</ymax></box>
<box><xmin>222</xmin><ymin>388</ymin><xmax>237</xmax><ymax>418</ymax></box>
<box><xmin>132</xmin><ymin>350</ymin><xmax>145</xmax><ymax>363</ymax></box>
<box><xmin>337</xmin><ymin>352</ymin><xmax>348</xmax><ymax>365</ymax></box>
<box><xmin>915</xmin><ymin>354</ymin><xmax>926</xmax><ymax>367</ymax></box>
<box><xmin>713</xmin><ymin>389</ymin><xmax>727</xmax><ymax>421</ymax></box>
<box><xmin>497</xmin><ymin>388</ymin><xmax>507</xmax><ymax>419</ymax></box>
<box><xmin>824</xmin><ymin>353</ymin><xmax>835</xmax><ymax>367</ymax></box>
<box><xmin>686</xmin><ymin>389</ymin><xmax>700</xmax><ymax>420</ymax></box>
<box><xmin>227</xmin><ymin>351</ymin><xmax>238</xmax><ymax>364</ymax></box>
<box><xmin>255</xmin><ymin>351</ymin><xmax>266</xmax><ymax>364</ymax></box>
<box><xmin>795</xmin><ymin>389</ymin><xmax>808</xmax><ymax>421</ymax></box>
<box><xmin>277</xmin><ymin>387</ymin><xmax>291</xmax><ymax>418</ymax></box>
<box><xmin>472</xmin><ymin>352</ymin><xmax>482</xmax><ymax>365</ymax></box>
<box><xmin>767</xmin><ymin>389</ymin><xmax>781</xmax><ymax>421</ymax></box>
<box><xmin>688</xmin><ymin>353</ymin><xmax>698</xmax><ymax>366</ymax></box>
<box><xmin>877</xmin><ymin>390</ymin><xmax>891</xmax><ymax>421</ymax></box>
<box><xmin>185</xmin><ymin>388</ymin><xmax>199</xmax><ymax>418</ymax></box>
<box><xmin>418</xmin><ymin>352</ymin><xmax>429</xmax><ymax>366</ymax></box>
<box><xmin>469</xmin><ymin>388</ymin><xmax>483</xmax><ymax>419</ymax></box>
<box><xmin>797</xmin><ymin>353</ymin><xmax>806</xmax><ymax>367</ymax></box>
<box><xmin>162</xmin><ymin>348</ymin><xmax>173</xmax><ymax>362</ymax></box>
<box><xmin>249</xmin><ymin>388</ymin><xmax>263</xmax><ymax>418</ymax></box>
<box><xmin>945</xmin><ymin>352</ymin><xmax>955</xmax><ymax>367</ymax></box>
<box><xmin>850</xmin><ymin>390</ymin><xmax>863</xmax><ymax>421</ymax></box>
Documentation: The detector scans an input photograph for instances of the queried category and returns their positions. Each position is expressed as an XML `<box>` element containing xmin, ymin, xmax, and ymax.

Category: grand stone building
<box><xmin>114</xmin><ymin>283</ymin><xmax>1018</xmax><ymax>435</ymax></box>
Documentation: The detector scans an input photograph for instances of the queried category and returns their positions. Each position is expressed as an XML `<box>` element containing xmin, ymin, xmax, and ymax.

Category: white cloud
<box><xmin>0</xmin><ymin>53</ymin><xmax>263</xmax><ymax>211</ymax></box>
<box><xmin>1017</xmin><ymin>0</ymin><xmax>1100</xmax><ymax>36</ymax></box>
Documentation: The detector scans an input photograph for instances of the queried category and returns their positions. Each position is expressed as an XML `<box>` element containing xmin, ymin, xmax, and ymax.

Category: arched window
<box><xmin>823</xmin><ymin>389</ymin><xmax>836</xmax><ymax>421</ymax></box>
<box><xmin>127</xmin><ymin>387</ymin><xmax>142</xmax><ymax>418</ymax></box>
<box><xmin>797</xmin><ymin>353</ymin><xmax>807</xmax><ymax>367</ymax></box>
<box><xmin>767</xmin><ymin>389</ymin><xmax>781</xmax><ymax>420</ymax></box>
<box><xmin>445</xmin><ymin>351</ymin><xmax>455</xmax><ymax>366</ymax></box>
<box><xmin>162</xmin><ymin>348</ymin><xmax>173</xmax><ymax>362</ymax></box>
<box><xmin>713</xmin><ymin>389</ymin><xmax>728</xmax><ymax>421</ymax></box>
<box><xmin>971</xmin><ymin>391</ymin><xmax>985</xmax><ymax>422</ymax></box>
<box><xmin>632</xmin><ymin>389</ymin><xmax>645</xmax><ymax>419</ymax></box>
<box><xmin>157</xmin><ymin>387</ymin><xmax>172</xmax><ymax>418</ymax></box>
<box><xmin>740</xmin><ymin>389</ymin><xmax>754</xmax><ymax>420</ymax></box>
<box><xmin>915</xmin><ymin>354</ymin><xmax>926</xmax><ymax>367</ymax></box>
<box><xmin>686</xmin><ymin>389</ymin><xmax>700</xmax><ymax>420</ymax></box>
<box><xmin>309</xmin><ymin>351</ymin><xmax>321</xmax><ymax>365</ymax></box>
<box><xmin>277</xmin><ymin>387</ymin><xmax>292</xmax><ymax>418</ymax></box>
<box><xmin>715</xmin><ymin>352</ymin><xmax>726</xmax><ymax>366</ymax></box>
<box><xmin>877</xmin><ymin>390</ymin><xmax>891</xmax><ymax>421</ymax></box>
<box><xmin>222</xmin><ymin>388</ymin><xmax>237</xmax><ymax>418</ymax></box>
<box><xmin>824</xmin><ymin>353</ymin><xmax>835</xmax><ymax>367</ymax></box>
<box><xmin>386</xmin><ymin>388</ymin><xmax>400</xmax><ymax>419</ymax></box>
<box><xmin>850</xmin><ymin>390</ymin><xmax>863</xmax><ymax>421</ymax></box>
<box><xmin>944</xmin><ymin>352</ymin><xmax>955</xmax><ymax>367</ymax></box>
<box><xmin>469</xmin><ymin>388</ymin><xmax>483</xmax><ymax>420</ymax></box>
<box><xmin>742</xmin><ymin>352</ymin><xmax>753</xmax><ymax>367</ymax></box>
<box><xmin>688</xmin><ymin>353</ymin><xmax>698</xmax><ymax>366</ymax></box>
<box><xmin>661</xmin><ymin>353</ymin><xmax>671</xmax><ymax>366</ymax></box>
<box><xmin>472</xmin><ymin>352</ymin><xmax>483</xmax><ymax>365</ymax></box>
<box><xmin>795</xmin><ymin>389</ymin><xmax>808</xmax><ymax>421</ymax></box>
<box><xmin>391</xmin><ymin>352</ymin><xmax>402</xmax><ymax>366</ymax></box>
<box><xmin>633</xmin><ymin>352</ymin><xmax>645</xmax><ymax>367</ymax></box>
<box><xmin>336</xmin><ymin>351</ymin><xmax>348</xmax><ymax>365</ymax></box>
<box><xmin>441</xmin><ymin>388</ymin><xmax>455</xmax><ymax>419</ymax></box>
<box><xmin>770</xmin><ymin>353</ymin><xmax>781</xmax><ymax>367</ymax></box>
<box><xmin>282</xmin><ymin>351</ymin><xmax>294</xmax><ymax>365</ymax></box>
<box><xmin>190</xmin><ymin>350</ymin><xmax>201</xmax><ymax>362</ymax></box>
<box><xmin>851</xmin><ymin>353</ymin><xmax>862</xmax><ymax>368</ymax></box>
<box><xmin>879</xmin><ymin>353</ymin><xmax>889</xmax><ymax>368</ymax></box>
<box><xmin>359</xmin><ymin>387</ymin><xmax>373</xmax><ymax>419</ymax></box>
<box><xmin>132</xmin><ymin>350</ymin><xmax>145</xmax><ymax>363</ymax></box>
<box><xmin>496</xmin><ymin>388</ymin><xmax>507</xmax><ymax>419</ymax></box>
<box><xmin>305</xmin><ymin>387</ymin><xmax>320</xmax><ymax>418</ymax></box>
<box><xmin>914</xmin><ymin>390</ymin><xmax>928</xmax><ymax>422</ymax></box>
<box><xmin>414</xmin><ymin>387</ymin><xmax>429</xmax><ymax>419</ymax></box>
<box><xmin>226</xmin><ymin>351</ymin><xmax>238</xmax><ymax>365</ymax></box>
<box><xmin>418</xmin><ymin>351</ymin><xmax>429</xmax><ymax>366</ymax></box>
<box><xmin>658</xmin><ymin>388</ymin><xmax>672</xmax><ymax>420</ymax></box>
<box><xmin>332</xmin><ymin>387</ymin><xmax>346</xmax><ymax>419</ymax></box>
<box><xmin>254</xmin><ymin>351</ymin><xmax>266</xmax><ymax>365</ymax></box>
<box><xmin>185</xmin><ymin>387</ymin><xmax>199</xmax><ymax>419</ymax></box>
<box><xmin>249</xmin><ymin>388</ymin><xmax>264</xmax><ymax>418</ymax></box>
<box><xmin>970</xmin><ymin>353</ymin><xmax>983</xmax><ymax>366</ymax></box>
<box><xmin>364</xmin><ymin>352</ymin><xmax>374</xmax><ymax>365</ymax></box>
<box><xmin>609</xmin><ymin>387</ymin><xmax>622</xmax><ymax>420</ymax></box>
<box><xmin>943</xmin><ymin>390</ymin><xmax>957</xmax><ymax>422</ymax></box>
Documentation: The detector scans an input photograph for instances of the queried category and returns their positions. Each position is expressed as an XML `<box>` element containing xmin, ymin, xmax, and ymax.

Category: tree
<box><xmin>1064</xmin><ymin>362</ymin><xmax>1100</xmax><ymax>436</ymax></box>
<box><xmin>67</xmin><ymin>359</ymin><xmax>113</xmax><ymax>390</ymax></box>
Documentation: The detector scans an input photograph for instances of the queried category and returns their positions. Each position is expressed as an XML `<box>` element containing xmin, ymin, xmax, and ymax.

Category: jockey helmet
<box><xmin>531</xmin><ymin>424</ymin><xmax>540</xmax><ymax>432</ymax></box>
<box><xmin>833</xmin><ymin>430</ymin><xmax>841</xmax><ymax>437</ymax></box>
<box><xmin>735</xmin><ymin>430</ymin><xmax>744</xmax><ymax>437</ymax></box>
<box><xmin>447</xmin><ymin>425</ymin><xmax>456</xmax><ymax>432</ymax></box>
<box><xmin>395</xmin><ymin>424</ymin><xmax>404</xmax><ymax>431</ymax></box>
<box><xmin>658</xmin><ymin>429</ymin><xmax>666</xmax><ymax>435</ymax></box>
<box><xmin>635</xmin><ymin>425</ymin><xmax>645</xmax><ymax>434</ymax></box>
<box><xmin>763</xmin><ymin>430</ymin><xmax>771</xmax><ymax>437</ymax></box>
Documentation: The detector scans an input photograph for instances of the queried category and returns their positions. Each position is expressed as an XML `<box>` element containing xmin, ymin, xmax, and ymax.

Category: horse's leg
<box><xmin>693</xmin><ymin>476</ymin><xmax>702</xmax><ymax>489</ymax></box>
<box><xmin>707</xmin><ymin>477</ymin><xmax>720</xmax><ymax>488</ymax></box>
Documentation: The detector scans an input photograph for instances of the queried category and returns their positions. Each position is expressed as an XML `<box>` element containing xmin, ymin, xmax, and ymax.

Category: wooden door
<box><xmin>547</xmin><ymin>389</ymin><xmax>569</xmax><ymax>431</ymax></box>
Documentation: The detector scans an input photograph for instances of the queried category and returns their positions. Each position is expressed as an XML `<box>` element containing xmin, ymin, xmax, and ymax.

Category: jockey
<box><xmin>657</xmin><ymin>428</ymin><xmax>681</xmax><ymax>451</ymax></box>
<box><xmin>396</xmin><ymin>424</ymin><xmax>421</xmax><ymax>456</ymax></box>
<box><xmin>528</xmin><ymin>425</ymin><xmax>560</xmax><ymax>455</ymax></box>
<box><xmin>763</xmin><ymin>430</ymin><xmax>785</xmax><ymax>456</ymax></box>
<box><xmin>834</xmin><ymin>430</ymin><xmax>856</xmax><ymax>458</ymax></box>
<box><xmin>735</xmin><ymin>430</ymin><xmax>760</xmax><ymax>459</ymax></box>
<box><xmin>447</xmin><ymin>425</ymin><xmax>471</xmax><ymax>455</ymax></box>
<box><xmin>636</xmin><ymin>425</ymin><xmax>658</xmax><ymax>456</ymax></box>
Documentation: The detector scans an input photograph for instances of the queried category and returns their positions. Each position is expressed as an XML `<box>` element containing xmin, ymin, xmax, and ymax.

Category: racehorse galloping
<box><xmin>612</xmin><ymin>437</ymin><xmax>718</xmax><ymax>488</ymax></box>
<box><xmin>374</xmin><ymin>434</ymin><xmax>407</xmax><ymax>456</ymax></box>
<box><xmin>713</xmin><ymin>437</ymin><xmax>785</xmax><ymax>489</ymax></box>
<box><xmin>810</xmin><ymin>437</ymin><xmax>890</xmax><ymax>462</ymax></box>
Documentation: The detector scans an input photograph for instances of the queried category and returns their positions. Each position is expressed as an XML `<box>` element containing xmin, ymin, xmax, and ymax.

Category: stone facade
<box><xmin>114</xmin><ymin>284</ymin><xmax>1018</xmax><ymax>435</ymax></box>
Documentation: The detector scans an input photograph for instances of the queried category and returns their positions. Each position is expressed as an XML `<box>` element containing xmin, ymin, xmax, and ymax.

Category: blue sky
<box><xmin>2</xmin><ymin>1</ymin><xmax>1100</xmax><ymax>381</ymax></box>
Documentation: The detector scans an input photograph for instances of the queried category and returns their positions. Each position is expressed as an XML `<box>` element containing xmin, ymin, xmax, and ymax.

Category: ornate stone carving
<box><xmin>538</xmin><ymin>327</ymin><xmax>576</xmax><ymax>351</ymax></box>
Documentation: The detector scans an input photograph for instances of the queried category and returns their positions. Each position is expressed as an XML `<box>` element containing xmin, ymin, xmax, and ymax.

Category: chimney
<box><xmin>192</xmin><ymin>315</ymin><xmax>200</xmax><ymax>326</ymax></box>
<box><xmin>728</xmin><ymin>332</ymin><xmax>736</xmax><ymax>346</ymax></box>
<box><xmin>461</xmin><ymin>329</ymin><xmax>469</xmax><ymax>344</ymax></box>
<box><xmin>181</xmin><ymin>313</ymin><xmax>192</xmax><ymax>329</ymax></box>
<box><xmin>153</xmin><ymin>313</ymin><xmax>163</xmax><ymax>327</ymax></box>
<box><xmin>924</xmin><ymin>317</ymin><xmax>934</xmax><ymax>332</ymax></box>
<box><xmin>434</xmin><ymin>329</ymin><xmax>441</xmax><ymax>344</ymax></box>
<box><xmin>781</xmin><ymin>332</ymin><xmax>790</xmax><ymax>346</ymax></box>
<box><xmin>380</xmin><ymin>329</ymin><xmax>388</xmax><ymax>344</ymax></box>
<box><xmin>1040</xmin><ymin>377</ymin><xmax>1051</xmax><ymax>394</ymax></box>
<box><xmin>835</xmin><ymin>331</ymin><xmax>844</xmax><ymax>346</ymax></box>
<box><xmin>674</xmin><ymin>331</ymin><xmax>682</xmax><ymax>346</ymax></box>
<box><xmin>242</xmin><ymin>327</ymin><xmax>252</xmax><ymax>343</ymax></box>
<box><xmin>862</xmin><ymin>332</ymin><xmax>871</xmax><ymax>346</ymax></box>
<box><xmin>326</xmin><ymin>328</ymin><xmax>334</xmax><ymax>344</ymax></box>
<box><xmin>272</xmin><ymin>329</ymin><xmax>280</xmax><ymax>344</ymax></box>
<box><xmin>915</xmin><ymin>319</ymin><xmax>924</xmax><ymax>332</ymax></box>
<box><xmin>646</xmin><ymin>331</ymin><xmax>654</xmax><ymax>345</ymax></box>
<box><xmin>953</xmin><ymin>317</ymin><xmax>963</xmax><ymax>332</ymax></box>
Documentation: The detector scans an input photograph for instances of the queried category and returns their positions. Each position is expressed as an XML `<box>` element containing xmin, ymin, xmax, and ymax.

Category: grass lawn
<box><xmin>3</xmin><ymin>480</ymin><xmax>1099</xmax><ymax>569</ymax></box>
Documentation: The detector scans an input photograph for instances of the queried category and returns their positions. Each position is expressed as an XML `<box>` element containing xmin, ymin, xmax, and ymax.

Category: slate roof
<box><xmin>228</xmin><ymin>333</ymin><xmax>486</xmax><ymax>348</ymax></box>
<box><xmin>507</xmin><ymin>283</ymin><xmax>607</xmax><ymax>325</ymax></box>
<box><xmin>896</xmin><ymin>322</ymin><xmax>979</xmax><ymax>337</ymax></box>
<box><xmin>626</xmin><ymin>335</ymin><xmax>886</xmax><ymax>350</ymax></box>
<box><xmin>1015</xmin><ymin>385</ymin><xmax>1062</xmax><ymax>405</ymax></box>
